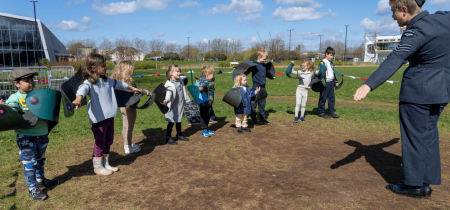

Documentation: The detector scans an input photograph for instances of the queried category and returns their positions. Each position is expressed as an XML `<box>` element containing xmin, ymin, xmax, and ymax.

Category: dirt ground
<box><xmin>7</xmin><ymin>114</ymin><xmax>450</xmax><ymax>209</ymax></box>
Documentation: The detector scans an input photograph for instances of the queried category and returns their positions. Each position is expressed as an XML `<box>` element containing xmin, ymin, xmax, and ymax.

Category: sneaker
<box><xmin>237</xmin><ymin>127</ymin><xmax>244</xmax><ymax>134</ymax></box>
<box><xmin>125</xmin><ymin>146</ymin><xmax>141</xmax><ymax>154</ymax></box>
<box><xmin>328</xmin><ymin>113</ymin><xmax>339</xmax><ymax>118</ymax></box>
<box><xmin>166</xmin><ymin>137</ymin><xmax>178</xmax><ymax>145</ymax></box>
<box><xmin>300</xmin><ymin>117</ymin><xmax>305</xmax><ymax>122</ymax></box>
<box><xmin>202</xmin><ymin>130</ymin><xmax>211</xmax><ymax>137</ymax></box>
<box><xmin>38</xmin><ymin>178</ymin><xmax>59</xmax><ymax>188</ymax></box>
<box><xmin>259</xmin><ymin>120</ymin><xmax>270</xmax><ymax>125</ymax></box>
<box><xmin>131</xmin><ymin>144</ymin><xmax>140</xmax><ymax>149</ymax></box>
<box><xmin>318</xmin><ymin>113</ymin><xmax>331</xmax><ymax>119</ymax></box>
<box><xmin>242</xmin><ymin>127</ymin><xmax>251</xmax><ymax>132</ymax></box>
<box><xmin>207</xmin><ymin>129</ymin><xmax>215</xmax><ymax>135</ymax></box>
<box><xmin>176</xmin><ymin>134</ymin><xmax>189</xmax><ymax>141</ymax></box>
<box><xmin>293</xmin><ymin>117</ymin><xmax>298</xmax><ymax>123</ymax></box>
<box><xmin>29</xmin><ymin>187</ymin><xmax>48</xmax><ymax>201</ymax></box>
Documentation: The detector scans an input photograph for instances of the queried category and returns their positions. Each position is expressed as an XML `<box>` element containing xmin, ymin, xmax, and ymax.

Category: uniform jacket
<box><xmin>164</xmin><ymin>76</ymin><xmax>191</xmax><ymax>111</ymax></box>
<box><xmin>234</xmin><ymin>86</ymin><xmax>256</xmax><ymax>115</ymax></box>
<box><xmin>318</xmin><ymin>60</ymin><xmax>342</xmax><ymax>85</ymax></box>
<box><xmin>365</xmin><ymin>11</ymin><xmax>450</xmax><ymax>104</ymax></box>
<box><xmin>245</xmin><ymin>61</ymin><xmax>274</xmax><ymax>88</ymax></box>
<box><xmin>199</xmin><ymin>76</ymin><xmax>214</xmax><ymax>107</ymax></box>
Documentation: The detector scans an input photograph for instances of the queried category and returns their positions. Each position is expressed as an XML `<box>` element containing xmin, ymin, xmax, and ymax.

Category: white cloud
<box><xmin>275</xmin><ymin>0</ymin><xmax>324</xmax><ymax>8</ymax></box>
<box><xmin>429</xmin><ymin>0</ymin><xmax>450</xmax><ymax>9</ymax></box>
<box><xmin>201</xmin><ymin>0</ymin><xmax>263</xmax><ymax>15</ymax></box>
<box><xmin>49</xmin><ymin>20</ymin><xmax>88</xmax><ymax>32</ymax></box>
<box><xmin>236</xmin><ymin>14</ymin><xmax>264</xmax><ymax>26</ymax></box>
<box><xmin>153</xmin><ymin>31</ymin><xmax>166</xmax><ymax>37</ymax></box>
<box><xmin>81</xmin><ymin>16</ymin><xmax>92</xmax><ymax>24</ymax></box>
<box><xmin>49</xmin><ymin>16</ymin><xmax>92</xmax><ymax>32</ymax></box>
<box><xmin>375</xmin><ymin>0</ymin><xmax>390</xmax><ymax>15</ymax></box>
<box><xmin>179</xmin><ymin>0</ymin><xmax>200</xmax><ymax>8</ymax></box>
<box><xmin>249</xmin><ymin>36</ymin><xmax>259</xmax><ymax>43</ymax></box>
<box><xmin>93</xmin><ymin>0</ymin><xmax>170</xmax><ymax>16</ymax></box>
<box><xmin>202</xmin><ymin>38</ymin><xmax>210</xmax><ymax>43</ymax></box>
<box><xmin>273</xmin><ymin>7</ymin><xmax>336</xmax><ymax>21</ymax></box>
<box><xmin>167</xmin><ymin>40</ymin><xmax>179</xmax><ymax>44</ymax></box>
<box><xmin>360</xmin><ymin>16</ymin><xmax>400</xmax><ymax>34</ymax></box>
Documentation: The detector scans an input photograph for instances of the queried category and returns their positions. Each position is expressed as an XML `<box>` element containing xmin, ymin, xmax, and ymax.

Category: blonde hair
<box><xmin>166</xmin><ymin>64</ymin><xmax>181</xmax><ymax>80</ymax></box>
<box><xmin>301</xmin><ymin>60</ymin><xmax>314</xmax><ymax>72</ymax></box>
<box><xmin>110</xmin><ymin>61</ymin><xmax>135</xmax><ymax>86</ymax></box>
<box><xmin>257</xmin><ymin>49</ymin><xmax>268</xmax><ymax>59</ymax></box>
<box><xmin>201</xmin><ymin>65</ymin><xmax>215</xmax><ymax>77</ymax></box>
<box><xmin>82</xmin><ymin>53</ymin><xmax>107</xmax><ymax>84</ymax></box>
<box><xmin>234</xmin><ymin>73</ymin><xmax>246</xmax><ymax>87</ymax></box>
<box><xmin>390</xmin><ymin>0</ymin><xmax>423</xmax><ymax>15</ymax></box>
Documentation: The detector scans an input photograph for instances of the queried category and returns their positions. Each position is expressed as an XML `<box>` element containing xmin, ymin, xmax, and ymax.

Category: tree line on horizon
<box><xmin>65</xmin><ymin>37</ymin><xmax>365</xmax><ymax>62</ymax></box>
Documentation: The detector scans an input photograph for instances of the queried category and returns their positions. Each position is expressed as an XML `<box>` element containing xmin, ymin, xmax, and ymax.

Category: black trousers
<box><xmin>250</xmin><ymin>86</ymin><xmax>267</xmax><ymax>123</ymax></box>
<box><xmin>399</xmin><ymin>102</ymin><xmax>447</xmax><ymax>186</ymax></box>
<box><xmin>199</xmin><ymin>105</ymin><xmax>212</xmax><ymax>130</ymax></box>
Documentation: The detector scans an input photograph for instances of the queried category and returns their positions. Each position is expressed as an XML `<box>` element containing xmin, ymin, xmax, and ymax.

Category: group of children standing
<box><xmin>0</xmin><ymin>46</ymin><xmax>341</xmax><ymax>201</ymax></box>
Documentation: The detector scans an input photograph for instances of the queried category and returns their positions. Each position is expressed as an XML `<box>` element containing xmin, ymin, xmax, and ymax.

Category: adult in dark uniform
<box><xmin>354</xmin><ymin>0</ymin><xmax>450</xmax><ymax>199</ymax></box>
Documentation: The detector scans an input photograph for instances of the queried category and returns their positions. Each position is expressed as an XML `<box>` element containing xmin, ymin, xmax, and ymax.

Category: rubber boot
<box><xmin>93</xmin><ymin>158</ymin><xmax>112</xmax><ymax>176</ymax></box>
<box><xmin>103</xmin><ymin>155</ymin><xmax>119</xmax><ymax>172</ymax></box>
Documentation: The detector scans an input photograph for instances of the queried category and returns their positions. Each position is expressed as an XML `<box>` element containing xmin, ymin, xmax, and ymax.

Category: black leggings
<box><xmin>167</xmin><ymin>122</ymin><xmax>182</xmax><ymax>137</ymax></box>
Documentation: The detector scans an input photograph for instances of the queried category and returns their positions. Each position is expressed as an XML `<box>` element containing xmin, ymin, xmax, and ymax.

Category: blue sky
<box><xmin>2</xmin><ymin>0</ymin><xmax>450</xmax><ymax>50</ymax></box>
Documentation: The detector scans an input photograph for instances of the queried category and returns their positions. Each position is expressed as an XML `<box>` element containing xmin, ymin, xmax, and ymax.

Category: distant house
<box><xmin>109</xmin><ymin>47</ymin><xmax>145</xmax><ymax>61</ymax></box>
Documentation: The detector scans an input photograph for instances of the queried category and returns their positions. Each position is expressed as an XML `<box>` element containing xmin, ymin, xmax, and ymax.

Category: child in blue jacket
<box><xmin>233</xmin><ymin>73</ymin><xmax>261</xmax><ymax>133</ymax></box>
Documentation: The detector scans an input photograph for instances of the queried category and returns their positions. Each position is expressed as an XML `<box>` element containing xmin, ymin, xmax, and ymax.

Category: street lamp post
<box><xmin>186</xmin><ymin>37</ymin><xmax>190</xmax><ymax>61</ymax></box>
<box><xmin>288</xmin><ymin>29</ymin><xmax>294</xmax><ymax>60</ymax></box>
<box><xmin>31</xmin><ymin>1</ymin><xmax>38</xmax><ymax>64</ymax></box>
<box><xmin>345</xmin><ymin>25</ymin><xmax>349</xmax><ymax>61</ymax></box>
<box><xmin>318</xmin><ymin>35</ymin><xmax>323</xmax><ymax>59</ymax></box>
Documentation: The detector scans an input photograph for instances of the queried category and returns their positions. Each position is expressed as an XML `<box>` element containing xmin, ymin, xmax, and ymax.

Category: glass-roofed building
<box><xmin>0</xmin><ymin>12</ymin><xmax>67</xmax><ymax>67</ymax></box>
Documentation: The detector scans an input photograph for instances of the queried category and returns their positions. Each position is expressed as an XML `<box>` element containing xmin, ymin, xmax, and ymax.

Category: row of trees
<box><xmin>65</xmin><ymin>37</ymin><xmax>364</xmax><ymax>62</ymax></box>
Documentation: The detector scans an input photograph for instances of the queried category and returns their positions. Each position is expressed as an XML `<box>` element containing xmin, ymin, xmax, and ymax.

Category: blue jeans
<box><xmin>16</xmin><ymin>134</ymin><xmax>49</xmax><ymax>190</ymax></box>
<box><xmin>318</xmin><ymin>82</ymin><xmax>336</xmax><ymax>114</ymax></box>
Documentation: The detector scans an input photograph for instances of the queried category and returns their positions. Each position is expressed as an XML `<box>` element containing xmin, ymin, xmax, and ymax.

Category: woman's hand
<box><xmin>163</xmin><ymin>100</ymin><xmax>169</xmax><ymax>104</ymax></box>
<box><xmin>255</xmin><ymin>87</ymin><xmax>261</xmax><ymax>93</ymax></box>
<box><xmin>353</xmin><ymin>84</ymin><xmax>371</xmax><ymax>101</ymax></box>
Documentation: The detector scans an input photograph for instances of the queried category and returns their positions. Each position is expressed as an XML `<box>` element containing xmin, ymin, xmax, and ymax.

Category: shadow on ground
<box><xmin>330</xmin><ymin>138</ymin><xmax>402</xmax><ymax>184</ymax></box>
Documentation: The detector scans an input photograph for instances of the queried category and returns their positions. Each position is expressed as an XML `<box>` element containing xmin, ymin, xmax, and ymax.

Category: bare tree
<box><xmin>131</xmin><ymin>37</ymin><xmax>147</xmax><ymax>60</ymax></box>
<box><xmin>98</xmin><ymin>37</ymin><xmax>115</xmax><ymax>61</ymax></box>
<box><xmin>148</xmin><ymin>39</ymin><xmax>165</xmax><ymax>57</ymax></box>
<box><xmin>228</xmin><ymin>39</ymin><xmax>243</xmax><ymax>61</ymax></box>
<box><xmin>114</xmin><ymin>37</ymin><xmax>132</xmax><ymax>61</ymax></box>
<box><xmin>195</xmin><ymin>41</ymin><xmax>208</xmax><ymax>60</ymax></box>
<box><xmin>179</xmin><ymin>45</ymin><xmax>199</xmax><ymax>60</ymax></box>
<box><xmin>165</xmin><ymin>42</ymin><xmax>179</xmax><ymax>53</ymax></box>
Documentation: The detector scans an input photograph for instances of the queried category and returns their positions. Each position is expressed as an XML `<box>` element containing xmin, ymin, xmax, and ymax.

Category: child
<box><xmin>110</xmin><ymin>61</ymin><xmax>150</xmax><ymax>154</ymax></box>
<box><xmin>245</xmin><ymin>49</ymin><xmax>274</xmax><ymax>126</ymax></box>
<box><xmin>291</xmin><ymin>60</ymin><xmax>314</xmax><ymax>123</ymax></box>
<box><xmin>198</xmin><ymin>66</ymin><xmax>216</xmax><ymax>137</ymax></box>
<box><xmin>318</xmin><ymin>47</ymin><xmax>339</xmax><ymax>119</ymax></box>
<box><xmin>0</xmin><ymin>68</ymin><xmax>59</xmax><ymax>201</ymax></box>
<box><xmin>233</xmin><ymin>73</ymin><xmax>261</xmax><ymax>133</ymax></box>
<box><xmin>73</xmin><ymin>53</ymin><xmax>141</xmax><ymax>176</ymax></box>
<box><xmin>163</xmin><ymin>64</ymin><xmax>191</xmax><ymax>145</ymax></box>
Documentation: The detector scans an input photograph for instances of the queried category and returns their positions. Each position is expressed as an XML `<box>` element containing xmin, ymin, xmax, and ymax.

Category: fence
<box><xmin>0</xmin><ymin>66</ymin><xmax>75</xmax><ymax>100</ymax></box>
<box><xmin>48</xmin><ymin>66</ymin><xmax>75</xmax><ymax>91</ymax></box>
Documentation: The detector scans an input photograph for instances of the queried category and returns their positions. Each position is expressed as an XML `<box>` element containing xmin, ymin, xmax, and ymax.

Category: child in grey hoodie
<box><xmin>291</xmin><ymin>60</ymin><xmax>314</xmax><ymax>122</ymax></box>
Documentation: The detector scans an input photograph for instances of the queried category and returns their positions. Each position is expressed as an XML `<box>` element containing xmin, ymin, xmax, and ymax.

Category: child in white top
<box><xmin>73</xmin><ymin>53</ymin><xmax>141</xmax><ymax>176</ymax></box>
<box><xmin>291</xmin><ymin>60</ymin><xmax>314</xmax><ymax>123</ymax></box>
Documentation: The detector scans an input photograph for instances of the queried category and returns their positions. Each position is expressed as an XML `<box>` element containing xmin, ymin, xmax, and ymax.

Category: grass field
<box><xmin>1</xmin><ymin>66</ymin><xmax>450</xmax><ymax>209</ymax></box>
